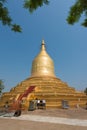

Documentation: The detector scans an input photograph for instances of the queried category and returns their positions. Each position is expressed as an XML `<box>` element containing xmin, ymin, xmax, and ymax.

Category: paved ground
<box><xmin>0</xmin><ymin>108</ymin><xmax>87</xmax><ymax>130</ymax></box>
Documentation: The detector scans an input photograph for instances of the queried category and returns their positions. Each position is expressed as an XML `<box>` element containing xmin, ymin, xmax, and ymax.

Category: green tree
<box><xmin>0</xmin><ymin>0</ymin><xmax>22</xmax><ymax>32</ymax></box>
<box><xmin>84</xmin><ymin>88</ymin><xmax>87</xmax><ymax>95</ymax></box>
<box><xmin>67</xmin><ymin>0</ymin><xmax>87</xmax><ymax>27</ymax></box>
<box><xmin>24</xmin><ymin>0</ymin><xmax>87</xmax><ymax>27</ymax></box>
<box><xmin>1</xmin><ymin>0</ymin><xmax>87</xmax><ymax>33</ymax></box>
<box><xmin>24</xmin><ymin>0</ymin><xmax>49</xmax><ymax>13</ymax></box>
<box><xmin>0</xmin><ymin>0</ymin><xmax>49</xmax><ymax>32</ymax></box>
<box><xmin>0</xmin><ymin>80</ymin><xmax>4</xmax><ymax>96</ymax></box>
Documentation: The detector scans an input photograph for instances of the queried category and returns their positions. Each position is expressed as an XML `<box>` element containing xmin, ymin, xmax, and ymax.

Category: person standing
<box><xmin>42</xmin><ymin>99</ymin><xmax>46</xmax><ymax>109</ymax></box>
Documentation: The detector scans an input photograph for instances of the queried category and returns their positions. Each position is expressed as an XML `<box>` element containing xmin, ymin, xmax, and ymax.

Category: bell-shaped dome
<box><xmin>31</xmin><ymin>40</ymin><xmax>56</xmax><ymax>77</ymax></box>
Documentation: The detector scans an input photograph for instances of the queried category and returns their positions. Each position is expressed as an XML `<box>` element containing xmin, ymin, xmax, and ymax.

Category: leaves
<box><xmin>0</xmin><ymin>1</ymin><xmax>22</xmax><ymax>32</ymax></box>
<box><xmin>24</xmin><ymin>0</ymin><xmax>49</xmax><ymax>13</ymax></box>
<box><xmin>67</xmin><ymin>0</ymin><xmax>87</xmax><ymax>27</ymax></box>
<box><xmin>11</xmin><ymin>24</ymin><xmax>22</xmax><ymax>32</ymax></box>
<box><xmin>0</xmin><ymin>0</ymin><xmax>49</xmax><ymax>32</ymax></box>
<box><xmin>82</xmin><ymin>19</ymin><xmax>87</xmax><ymax>27</ymax></box>
<box><xmin>1</xmin><ymin>0</ymin><xmax>87</xmax><ymax>32</ymax></box>
<box><xmin>0</xmin><ymin>2</ymin><xmax>12</xmax><ymax>25</ymax></box>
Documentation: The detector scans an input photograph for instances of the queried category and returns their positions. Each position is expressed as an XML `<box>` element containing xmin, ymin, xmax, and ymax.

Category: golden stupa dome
<box><xmin>31</xmin><ymin>40</ymin><xmax>56</xmax><ymax>77</ymax></box>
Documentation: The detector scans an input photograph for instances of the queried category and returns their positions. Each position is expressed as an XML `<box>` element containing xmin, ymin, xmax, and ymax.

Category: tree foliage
<box><xmin>0</xmin><ymin>0</ymin><xmax>87</xmax><ymax>33</ymax></box>
<box><xmin>24</xmin><ymin>0</ymin><xmax>49</xmax><ymax>13</ymax></box>
<box><xmin>67</xmin><ymin>0</ymin><xmax>87</xmax><ymax>27</ymax></box>
<box><xmin>0</xmin><ymin>0</ymin><xmax>22</xmax><ymax>32</ymax></box>
<box><xmin>0</xmin><ymin>0</ymin><xmax>49</xmax><ymax>32</ymax></box>
<box><xmin>0</xmin><ymin>80</ymin><xmax>4</xmax><ymax>95</ymax></box>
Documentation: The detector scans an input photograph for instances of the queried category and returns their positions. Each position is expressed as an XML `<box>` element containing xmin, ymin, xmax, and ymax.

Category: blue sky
<box><xmin>0</xmin><ymin>0</ymin><xmax>87</xmax><ymax>92</ymax></box>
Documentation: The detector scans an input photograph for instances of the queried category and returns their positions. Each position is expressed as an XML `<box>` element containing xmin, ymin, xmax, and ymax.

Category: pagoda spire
<box><xmin>41</xmin><ymin>39</ymin><xmax>46</xmax><ymax>51</ymax></box>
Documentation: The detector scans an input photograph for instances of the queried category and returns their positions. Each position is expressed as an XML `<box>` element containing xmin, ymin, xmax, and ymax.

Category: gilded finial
<box><xmin>41</xmin><ymin>39</ymin><xmax>45</xmax><ymax>50</ymax></box>
<box><xmin>42</xmin><ymin>39</ymin><xmax>45</xmax><ymax>45</ymax></box>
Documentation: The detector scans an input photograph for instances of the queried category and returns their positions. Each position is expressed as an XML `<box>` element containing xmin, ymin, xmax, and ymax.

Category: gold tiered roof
<box><xmin>31</xmin><ymin>40</ymin><xmax>55</xmax><ymax>77</ymax></box>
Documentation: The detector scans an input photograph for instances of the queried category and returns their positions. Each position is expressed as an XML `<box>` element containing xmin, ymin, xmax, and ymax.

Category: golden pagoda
<box><xmin>0</xmin><ymin>40</ymin><xmax>87</xmax><ymax>109</ymax></box>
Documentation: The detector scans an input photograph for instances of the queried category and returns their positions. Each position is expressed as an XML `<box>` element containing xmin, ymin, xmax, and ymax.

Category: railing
<box><xmin>17</xmin><ymin>86</ymin><xmax>35</xmax><ymax>101</ymax></box>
